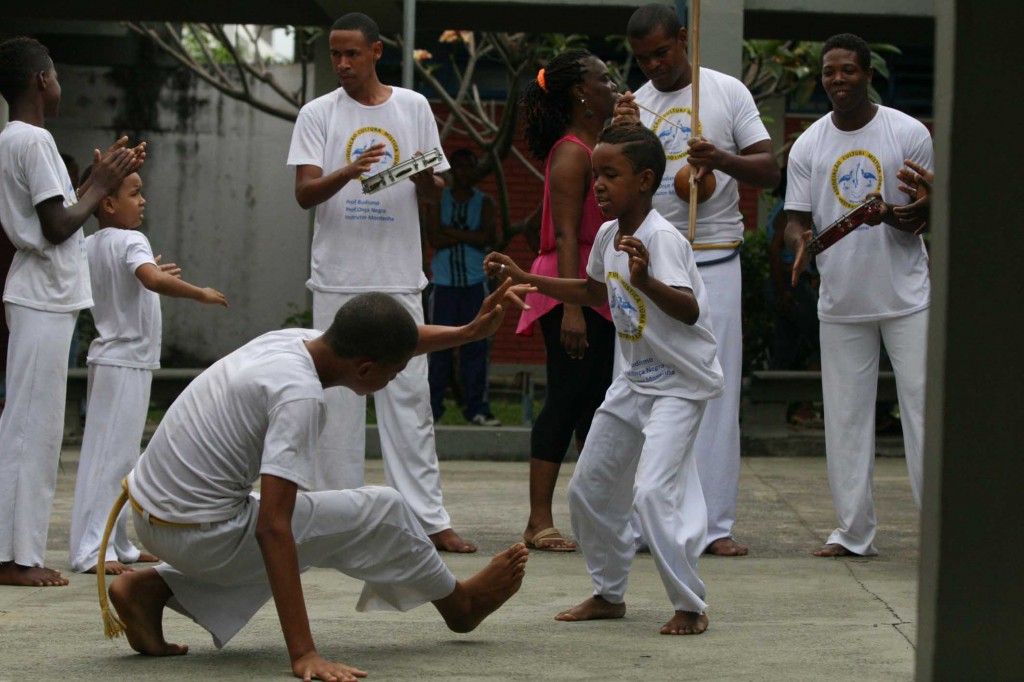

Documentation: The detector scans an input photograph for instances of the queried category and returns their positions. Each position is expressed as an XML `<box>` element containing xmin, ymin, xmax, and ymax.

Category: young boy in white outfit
<box><xmin>68</xmin><ymin>168</ymin><xmax>228</xmax><ymax>575</ymax></box>
<box><xmin>103</xmin><ymin>281</ymin><xmax>531</xmax><ymax>681</ymax></box>
<box><xmin>0</xmin><ymin>36</ymin><xmax>141</xmax><ymax>587</ymax></box>
<box><xmin>485</xmin><ymin>123</ymin><xmax>723</xmax><ymax>635</ymax></box>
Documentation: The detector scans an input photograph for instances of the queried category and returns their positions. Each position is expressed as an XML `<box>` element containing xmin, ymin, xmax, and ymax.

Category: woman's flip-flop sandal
<box><xmin>524</xmin><ymin>527</ymin><xmax>577</xmax><ymax>552</ymax></box>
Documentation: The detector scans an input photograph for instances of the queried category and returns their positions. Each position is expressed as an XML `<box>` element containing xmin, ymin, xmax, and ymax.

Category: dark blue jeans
<box><xmin>428</xmin><ymin>282</ymin><xmax>492</xmax><ymax>420</ymax></box>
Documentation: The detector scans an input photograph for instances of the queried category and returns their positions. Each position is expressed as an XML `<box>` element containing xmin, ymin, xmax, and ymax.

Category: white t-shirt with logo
<box><xmin>785</xmin><ymin>106</ymin><xmax>933</xmax><ymax>322</ymax></box>
<box><xmin>86</xmin><ymin>228</ymin><xmax>161</xmax><ymax>369</ymax></box>
<box><xmin>0</xmin><ymin>121</ymin><xmax>92</xmax><ymax>312</ymax></box>
<box><xmin>129</xmin><ymin>329</ymin><xmax>325</xmax><ymax>524</ymax></box>
<box><xmin>588</xmin><ymin>209</ymin><xmax>723</xmax><ymax>400</ymax></box>
<box><xmin>634</xmin><ymin>68</ymin><xmax>770</xmax><ymax>253</ymax></box>
<box><xmin>287</xmin><ymin>87</ymin><xmax>449</xmax><ymax>293</ymax></box>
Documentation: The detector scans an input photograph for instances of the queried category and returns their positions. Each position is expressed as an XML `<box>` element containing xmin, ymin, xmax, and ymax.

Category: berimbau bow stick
<box><xmin>688</xmin><ymin>0</ymin><xmax>701</xmax><ymax>243</ymax></box>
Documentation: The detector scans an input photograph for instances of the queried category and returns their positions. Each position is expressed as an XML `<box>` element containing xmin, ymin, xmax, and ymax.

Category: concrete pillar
<box><xmin>916</xmin><ymin>0</ymin><xmax>1024</xmax><ymax>679</ymax></box>
<box><xmin>690</xmin><ymin>0</ymin><xmax>743</xmax><ymax>78</ymax></box>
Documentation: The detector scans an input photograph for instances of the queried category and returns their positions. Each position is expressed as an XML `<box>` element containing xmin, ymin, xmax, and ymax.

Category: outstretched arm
<box><xmin>414</xmin><ymin>276</ymin><xmax>535</xmax><ymax>356</ymax></box>
<box><xmin>135</xmin><ymin>263</ymin><xmax>228</xmax><ymax>307</ymax></box>
<box><xmin>483</xmin><ymin>252</ymin><xmax>607</xmax><ymax>309</ymax></box>
<box><xmin>257</xmin><ymin>474</ymin><xmax>367</xmax><ymax>681</ymax></box>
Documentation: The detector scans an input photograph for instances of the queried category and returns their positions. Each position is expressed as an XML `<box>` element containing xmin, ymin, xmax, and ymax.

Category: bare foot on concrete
<box><xmin>0</xmin><ymin>561</ymin><xmax>69</xmax><ymax>586</ymax></box>
<box><xmin>705</xmin><ymin>537</ymin><xmax>749</xmax><ymax>556</ymax></box>
<box><xmin>813</xmin><ymin>543</ymin><xmax>857</xmax><ymax>557</ymax></box>
<box><xmin>108</xmin><ymin>568</ymin><xmax>188</xmax><ymax>656</ymax></box>
<box><xmin>660</xmin><ymin>611</ymin><xmax>709</xmax><ymax>635</ymax></box>
<box><xmin>434</xmin><ymin>542</ymin><xmax>528</xmax><ymax>633</ymax></box>
<box><xmin>554</xmin><ymin>595</ymin><xmax>626</xmax><ymax>622</ymax></box>
<box><xmin>133</xmin><ymin>551</ymin><xmax>160</xmax><ymax>563</ymax></box>
<box><xmin>430</xmin><ymin>528</ymin><xmax>478</xmax><ymax>553</ymax></box>
<box><xmin>84</xmin><ymin>561</ymin><xmax>133</xmax><ymax>575</ymax></box>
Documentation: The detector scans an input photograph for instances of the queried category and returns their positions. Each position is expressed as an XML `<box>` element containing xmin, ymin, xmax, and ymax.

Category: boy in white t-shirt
<box><xmin>486</xmin><ymin>123</ymin><xmax>723</xmax><ymax>635</ymax></box>
<box><xmin>103</xmin><ymin>282</ymin><xmax>531</xmax><ymax>681</ymax></box>
<box><xmin>785</xmin><ymin>33</ymin><xmax>933</xmax><ymax>557</ymax></box>
<box><xmin>0</xmin><ymin>36</ymin><xmax>142</xmax><ymax>588</ymax></box>
<box><xmin>69</xmin><ymin>168</ymin><xmax>227</xmax><ymax>575</ymax></box>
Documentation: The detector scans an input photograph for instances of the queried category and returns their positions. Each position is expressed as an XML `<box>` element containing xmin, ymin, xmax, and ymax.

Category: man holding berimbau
<box><xmin>785</xmin><ymin>33</ymin><xmax>933</xmax><ymax>558</ymax></box>
<box><xmin>287</xmin><ymin>12</ymin><xmax>477</xmax><ymax>553</ymax></box>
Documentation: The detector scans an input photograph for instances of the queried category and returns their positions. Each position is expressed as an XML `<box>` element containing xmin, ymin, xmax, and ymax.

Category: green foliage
<box><xmin>742</xmin><ymin>40</ymin><xmax>902</xmax><ymax>107</ymax></box>
<box><xmin>281</xmin><ymin>302</ymin><xmax>313</xmax><ymax>329</ymax></box>
<box><xmin>534</xmin><ymin>33</ymin><xmax>590</xmax><ymax>59</ymax></box>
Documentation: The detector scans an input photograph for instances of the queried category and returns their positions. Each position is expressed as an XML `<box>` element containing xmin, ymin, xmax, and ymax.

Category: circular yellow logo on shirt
<box><xmin>649</xmin><ymin>107</ymin><xmax>703</xmax><ymax>161</ymax></box>
<box><xmin>831</xmin><ymin>150</ymin><xmax>883</xmax><ymax>209</ymax></box>
<box><xmin>346</xmin><ymin>127</ymin><xmax>400</xmax><ymax>180</ymax></box>
<box><xmin>608</xmin><ymin>272</ymin><xmax>646</xmax><ymax>342</ymax></box>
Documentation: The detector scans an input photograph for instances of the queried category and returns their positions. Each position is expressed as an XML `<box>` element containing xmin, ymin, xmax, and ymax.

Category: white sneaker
<box><xmin>469</xmin><ymin>413</ymin><xmax>501</xmax><ymax>427</ymax></box>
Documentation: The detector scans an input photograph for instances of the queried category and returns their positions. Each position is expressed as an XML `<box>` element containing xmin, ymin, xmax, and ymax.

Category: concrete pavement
<box><xmin>0</xmin><ymin>451</ymin><xmax>919</xmax><ymax>681</ymax></box>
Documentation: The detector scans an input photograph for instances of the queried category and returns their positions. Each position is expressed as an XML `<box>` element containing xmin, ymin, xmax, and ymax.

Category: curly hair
<box><xmin>822</xmin><ymin>33</ymin><xmax>872</xmax><ymax>71</ymax></box>
<box><xmin>597</xmin><ymin>123</ymin><xmax>666</xmax><ymax>194</ymax></box>
<box><xmin>519</xmin><ymin>49</ymin><xmax>592</xmax><ymax>160</ymax></box>
<box><xmin>324</xmin><ymin>293</ymin><xmax>419</xmax><ymax>364</ymax></box>
<box><xmin>0</xmin><ymin>36</ymin><xmax>52</xmax><ymax>104</ymax></box>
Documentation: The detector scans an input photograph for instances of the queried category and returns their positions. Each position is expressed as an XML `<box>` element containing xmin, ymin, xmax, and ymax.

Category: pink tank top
<box><xmin>516</xmin><ymin>135</ymin><xmax>613</xmax><ymax>335</ymax></box>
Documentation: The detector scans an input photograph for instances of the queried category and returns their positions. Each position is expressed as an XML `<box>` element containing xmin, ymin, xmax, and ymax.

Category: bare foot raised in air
<box><xmin>430</xmin><ymin>528</ymin><xmax>478</xmax><ymax>553</ymax></box>
<box><xmin>555</xmin><ymin>595</ymin><xmax>626</xmax><ymax>622</ymax></box>
<box><xmin>705</xmin><ymin>537</ymin><xmax>749</xmax><ymax>556</ymax></box>
<box><xmin>108</xmin><ymin>568</ymin><xmax>189</xmax><ymax>656</ymax></box>
<box><xmin>813</xmin><ymin>543</ymin><xmax>857</xmax><ymax>557</ymax></box>
<box><xmin>434</xmin><ymin>542</ymin><xmax>528</xmax><ymax>632</ymax></box>
<box><xmin>0</xmin><ymin>561</ymin><xmax>69</xmax><ymax>586</ymax></box>
<box><xmin>661</xmin><ymin>610</ymin><xmax>709</xmax><ymax>635</ymax></box>
<box><xmin>84</xmin><ymin>561</ymin><xmax>133</xmax><ymax>575</ymax></box>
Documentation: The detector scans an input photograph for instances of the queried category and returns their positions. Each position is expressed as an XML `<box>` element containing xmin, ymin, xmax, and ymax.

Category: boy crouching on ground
<box><xmin>485</xmin><ymin>123</ymin><xmax>723</xmax><ymax>635</ymax></box>
<box><xmin>102</xmin><ymin>279</ymin><xmax>532</xmax><ymax>681</ymax></box>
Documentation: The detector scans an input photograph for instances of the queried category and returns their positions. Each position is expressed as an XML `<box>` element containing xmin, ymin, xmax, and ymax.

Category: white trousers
<box><xmin>134</xmin><ymin>485</ymin><xmax>456</xmax><ymax>648</ymax></box>
<box><xmin>69</xmin><ymin>364</ymin><xmax>151</xmax><ymax>571</ymax></box>
<box><xmin>312</xmin><ymin>290</ymin><xmax>451</xmax><ymax>535</ymax></box>
<box><xmin>570</xmin><ymin>377</ymin><xmax>708</xmax><ymax>613</ymax></box>
<box><xmin>692</xmin><ymin>256</ymin><xmax>743</xmax><ymax>544</ymax></box>
<box><xmin>630</xmin><ymin>256</ymin><xmax>742</xmax><ymax>549</ymax></box>
<box><xmin>0</xmin><ymin>304</ymin><xmax>77</xmax><ymax>567</ymax></box>
<box><xmin>820</xmin><ymin>308</ymin><xmax>927</xmax><ymax>555</ymax></box>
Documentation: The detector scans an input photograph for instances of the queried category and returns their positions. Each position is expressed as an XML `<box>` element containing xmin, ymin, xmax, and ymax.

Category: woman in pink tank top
<box><xmin>515</xmin><ymin>50</ymin><xmax>618</xmax><ymax>552</ymax></box>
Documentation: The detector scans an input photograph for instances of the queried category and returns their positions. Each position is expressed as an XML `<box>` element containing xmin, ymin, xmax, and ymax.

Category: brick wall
<box><xmin>429</xmin><ymin>105</ymin><xmax>547</xmax><ymax>366</ymax></box>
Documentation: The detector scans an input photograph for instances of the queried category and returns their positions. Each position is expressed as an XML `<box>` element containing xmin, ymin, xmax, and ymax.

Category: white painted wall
<box><xmin>47</xmin><ymin>64</ymin><xmax>311</xmax><ymax>364</ymax></box>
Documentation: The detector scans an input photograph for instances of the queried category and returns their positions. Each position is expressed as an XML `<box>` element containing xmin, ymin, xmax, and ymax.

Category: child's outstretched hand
<box><xmin>199</xmin><ymin>287</ymin><xmax>229</xmax><ymax>308</ymax></box>
<box><xmin>466</xmin><ymin>275</ymin><xmax>534</xmax><ymax>340</ymax></box>
<box><xmin>483</xmin><ymin>252</ymin><xmax>526</xmax><ymax>284</ymax></box>
<box><xmin>616</xmin><ymin>234</ymin><xmax>651</xmax><ymax>287</ymax></box>
<box><xmin>154</xmin><ymin>255</ymin><xmax>181</xmax><ymax>278</ymax></box>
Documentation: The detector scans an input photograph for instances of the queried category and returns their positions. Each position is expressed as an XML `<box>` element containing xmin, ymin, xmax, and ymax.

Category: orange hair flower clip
<box><xmin>537</xmin><ymin>68</ymin><xmax>548</xmax><ymax>93</ymax></box>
